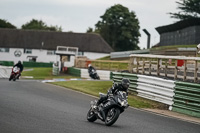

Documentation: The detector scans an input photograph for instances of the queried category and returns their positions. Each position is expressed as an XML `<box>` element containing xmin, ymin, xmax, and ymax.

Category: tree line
<box><xmin>0</xmin><ymin>19</ymin><xmax>62</xmax><ymax>32</ymax></box>
<box><xmin>0</xmin><ymin>0</ymin><xmax>199</xmax><ymax>51</ymax></box>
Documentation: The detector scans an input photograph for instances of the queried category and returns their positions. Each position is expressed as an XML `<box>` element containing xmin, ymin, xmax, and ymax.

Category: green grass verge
<box><xmin>97</xmin><ymin>56</ymin><xmax>111</xmax><ymax>60</ymax></box>
<box><xmin>151</xmin><ymin>44</ymin><xmax>197</xmax><ymax>50</ymax></box>
<box><xmin>22</xmin><ymin>67</ymin><xmax>80</xmax><ymax>79</ymax></box>
<box><xmin>92</xmin><ymin>62</ymin><xmax>128</xmax><ymax>70</ymax></box>
<box><xmin>50</xmin><ymin>81</ymin><xmax>167</xmax><ymax>109</ymax></box>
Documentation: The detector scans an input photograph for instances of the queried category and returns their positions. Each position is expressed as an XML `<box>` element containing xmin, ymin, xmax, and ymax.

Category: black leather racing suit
<box><xmin>88</xmin><ymin>66</ymin><xmax>96</xmax><ymax>78</ymax></box>
<box><xmin>14</xmin><ymin>63</ymin><xmax>24</xmax><ymax>72</ymax></box>
<box><xmin>97</xmin><ymin>82</ymin><xmax>128</xmax><ymax>105</ymax></box>
<box><xmin>14</xmin><ymin>63</ymin><xmax>24</xmax><ymax>78</ymax></box>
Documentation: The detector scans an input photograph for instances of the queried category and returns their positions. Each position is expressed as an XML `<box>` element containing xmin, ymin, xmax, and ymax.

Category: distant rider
<box><xmin>88</xmin><ymin>64</ymin><xmax>96</xmax><ymax>78</ymax></box>
<box><xmin>14</xmin><ymin>61</ymin><xmax>24</xmax><ymax>79</ymax></box>
<box><xmin>197</xmin><ymin>43</ymin><xmax>200</xmax><ymax>54</ymax></box>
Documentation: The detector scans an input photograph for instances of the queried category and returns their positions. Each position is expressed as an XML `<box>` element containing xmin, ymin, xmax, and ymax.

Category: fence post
<box><xmin>183</xmin><ymin>60</ymin><xmax>187</xmax><ymax>81</ymax></box>
<box><xmin>149</xmin><ymin>58</ymin><xmax>151</xmax><ymax>75</ymax></box>
<box><xmin>165</xmin><ymin>59</ymin><xmax>168</xmax><ymax>77</ymax></box>
<box><xmin>136</xmin><ymin>57</ymin><xmax>139</xmax><ymax>74</ymax></box>
<box><xmin>194</xmin><ymin>60</ymin><xmax>198</xmax><ymax>82</ymax></box>
<box><xmin>157</xmin><ymin>58</ymin><xmax>160</xmax><ymax>76</ymax></box>
<box><xmin>129</xmin><ymin>57</ymin><xmax>134</xmax><ymax>73</ymax></box>
<box><xmin>142</xmin><ymin>58</ymin><xmax>145</xmax><ymax>74</ymax></box>
<box><xmin>174</xmin><ymin>60</ymin><xmax>178</xmax><ymax>80</ymax></box>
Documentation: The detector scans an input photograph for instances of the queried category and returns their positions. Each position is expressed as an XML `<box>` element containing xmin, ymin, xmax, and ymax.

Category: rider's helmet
<box><xmin>88</xmin><ymin>64</ymin><xmax>91</xmax><ymax>68</ymax></box>
<box><xmin>18</xmin><ymin>60</ymin><xmax>21</xmax><ymax>64</ymax></box>
<box><xmin>197</xmin><ymin>43</ymin><xmax>200</xmax><ymax>49</ymax></box>
<box><xmin>197</xmin><ymin>44</ymin><xmax>200</xmax><ymax>54</ymax></box>
<box><xmin>121</xmin><ymin>78</ymin><xmax>130</xmax><ymax>90</ymax></box>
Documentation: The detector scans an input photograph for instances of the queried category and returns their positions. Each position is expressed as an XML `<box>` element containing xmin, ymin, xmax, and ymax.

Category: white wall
<box><xmin>0</xmin><ymin>48</ymin><xmax>110</xmax><ymax>65</ymax></box>
<box><xmin>84</xmin><ymin>52</ymin><xmax>109</xmax><ymax>60</ymax></box>
<box><xmin>33</xmin><ymin>49</ymin><xmax>57</xmax><ymax>63</ymax></box>
<box><xmin>0</xmin><ymin>48</ymin><xmax>57</xmax><ymax>64</ymax></box>
<box><xmin>64</xmin><ymin>56</ymin><xmax>75</xmax><ymax>67</ymax></box>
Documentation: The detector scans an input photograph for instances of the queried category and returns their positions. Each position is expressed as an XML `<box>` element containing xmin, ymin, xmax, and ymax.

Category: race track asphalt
<box><xmin>0</xmin><ymin>79</ymin><xmax>199</xmax><ymax>133</ymax></box>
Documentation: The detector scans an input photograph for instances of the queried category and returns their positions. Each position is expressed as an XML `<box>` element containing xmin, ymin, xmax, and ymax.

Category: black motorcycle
<box><xmin>87</xmin><ymin>91</ymin><xmax>129</xmax><ymax>126</ymax></box>
<box><xmin>89</xmin><ymin>69</ymin><xmax>100</xmax><ymax>80</ymax></box>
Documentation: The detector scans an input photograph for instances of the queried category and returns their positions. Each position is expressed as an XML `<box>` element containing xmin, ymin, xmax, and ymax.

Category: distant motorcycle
<box><xmin>9</xmin><ymin>66</ymin><xmax>20</xmax><ymax>81</ymax></box>
<box><xmin>89</xmin><ymin>69</ymin><xmax>100</xmax><ymax>80</ymax></box>
<box><xmin>87</xmin><ymin>91</ymin><xmax>129</xmax><ymax>126</ymax></box>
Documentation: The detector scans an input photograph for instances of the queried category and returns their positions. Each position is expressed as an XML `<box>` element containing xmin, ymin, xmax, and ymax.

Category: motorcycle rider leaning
<box><xmin>94</xmin><ymin>78</ymin><xmax>130</xmax><ymax>108</ymax></box>
<box><xmin>88</xmin><ymin>64</ymin><xmax>96</xmax><ymax>77</ymax></box>
<box><xmin>14</xmin><ymin>61</ymin><xmax>24</xmax><ymax>79</ymax></box>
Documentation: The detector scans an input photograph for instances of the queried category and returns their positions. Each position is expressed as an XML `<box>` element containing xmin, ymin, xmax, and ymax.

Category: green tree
<box><xmin>95</xmin><ymin>4</ymin><xmax>140</xmax><ymax>51</ymax></box>
<box><xmin>21</xmin><ymin>19</ymin><xmax>62</xmax><ymax>32</ymax></box>
<box><xmin>169</xmin><ymin>0</ymin><xmax>200</xmax><ymax>20</ymax></box>
<box><xmin>46</xmin><ymin>25</ymin><xmax>62</xmax><ymax>32</ymax></box>
<box><xmin>0</xmin><ymin>19</ymin><xmax>16</xmax><ymax>29</ymax></box>
<box><xmin>86</xmin><ymin>27</ymin><xmax>94</xmax><ymax>33</ymax></box>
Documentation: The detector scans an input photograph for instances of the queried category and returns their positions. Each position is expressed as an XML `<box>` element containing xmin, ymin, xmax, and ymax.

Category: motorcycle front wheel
<box><xmin>87</xmin><ymin>108</ymin><xmax>97</xmax><ymax>122</ymax></box>
<box><xmin>105</xmin><ymin>107</ymin><xmax>120</xmax><ymax>126</ymax></box>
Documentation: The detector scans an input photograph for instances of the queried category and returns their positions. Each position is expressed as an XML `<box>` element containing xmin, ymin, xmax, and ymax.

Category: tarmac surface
<box><xmin>0</xmin><ymin>79</ymin><xmax>199</xmax><ymax>133</ymax></box>
<box><xmin>144</xmin><ymin>109</ymin><xmax>200</xmax><ymax>125</ymax></box>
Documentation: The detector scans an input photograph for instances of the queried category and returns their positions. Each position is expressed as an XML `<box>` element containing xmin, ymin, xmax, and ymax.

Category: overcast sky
<box><xmin>0</xmin><ymin>0</ymin><xmax>178</xmax><ymax>49</ymax></box>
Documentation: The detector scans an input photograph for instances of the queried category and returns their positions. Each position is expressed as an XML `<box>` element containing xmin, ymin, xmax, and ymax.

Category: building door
<box><xmin>60</xmin><ymin>55</ymin><xmax>70</xmax><ymax>71</ymax></box>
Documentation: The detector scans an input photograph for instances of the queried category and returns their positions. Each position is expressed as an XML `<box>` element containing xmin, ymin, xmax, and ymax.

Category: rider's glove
<box><xmin>108</xmin><ymin>93</ymin><xmax>113</xmax><ymax>97</ymax></box>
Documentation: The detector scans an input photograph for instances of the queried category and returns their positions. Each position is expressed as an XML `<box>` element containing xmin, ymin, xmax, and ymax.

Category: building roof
<box><xmin>156</xmin><ymin>18</ymin><xmax>200</xmax><ymax>34</ymax></box>
<box><xmin>0</xmin><ymin>28</ymin><xmax>113</xmax><ymax>53</ymax></box>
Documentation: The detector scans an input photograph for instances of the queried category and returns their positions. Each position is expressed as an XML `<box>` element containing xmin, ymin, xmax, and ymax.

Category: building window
<box><xmin>24</xmin><ymin>49</ymin><xmax>32</xmax><ymax>54</ymax></box>
<box><xmin>47</xmin><ymin>50</ymin><xmax>56</xmax><ymax>55</ymax></box>
<box><xmin>27</xmin><ymin>56</ymin><xmax>37</xmax><ymax>62</ymax></box>
<box><xmin>78</xmin><ymin>52</ymin><xmax>84</xmax><ymax>56</ymax></box>
<box><xmin>0</xmin><ymin>48</ymin><xmax>9</xmax><ymax>52</ymax></box>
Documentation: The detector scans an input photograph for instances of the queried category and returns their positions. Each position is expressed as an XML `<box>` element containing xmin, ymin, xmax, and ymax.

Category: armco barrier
<box><xmin>23</xmin><ymin>62</ymin><xmax>53</xmax><ymax>67</ymax></box>
<box><xmin>0</xmin><ymin>66</ymin><xmax>12</xmax><ymax>78</ymax></box>
<box><xmin>52</xmin><ymin>66</ymin><xmax>59</xmax><ymax>76</ymax></box>
<box><xmin>172</xmin><ymin>81</ymin><xmax>200</xmax><ymax>117</ymax></box>
<box><xmin>67</xmin><ymin>67</ymin><xmax>81</xmax><ymax>77</ymax></box>
<box><xmin>112</xmin><ymin>72</ymin><xmax>200</xmax><ymax>117</ymax></box>
<box><xmin>112</xmin><ymin>72</ymin><xmax>175</xmax><ymax>108</ymax></box>
<box><xmin>137</xmin><ymin>75</ymin><xmax>175</xmax><ymax>105</ymax></box>
<box><xmin>0</xmin><ymin>61</ymin><xmax>14</xmax><ymax>66</ymax></box>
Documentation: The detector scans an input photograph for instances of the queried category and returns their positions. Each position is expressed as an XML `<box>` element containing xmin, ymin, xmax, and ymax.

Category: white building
<box><xmin>0</xmin><ymin>28</ymin><xmax>113</xmax><ymax>67</ymax></box>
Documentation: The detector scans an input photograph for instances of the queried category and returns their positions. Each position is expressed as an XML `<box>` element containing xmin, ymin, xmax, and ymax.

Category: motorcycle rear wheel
<box><xmin>105</xmin><ymin>108</ymin><xmax>120</xmax><ymax>126</ymax></box>
<box><xmin>96</xmin><ymin>75</ymin><xmax>100</xmax><ymax>80</ymax></box>
<box><xmin>87</xmin><ymin>108</ymin><xmax>97</xmax><ymax>122</ymax></box>
<box><xmin>9</xmin><ymin>75</ymin><xmax>13</xmax><ymax>81</ymax></box>
<box><xmin>94</xmin><ymin>74</ymin><xmax>100</xmax><ymax>80</ymax></box>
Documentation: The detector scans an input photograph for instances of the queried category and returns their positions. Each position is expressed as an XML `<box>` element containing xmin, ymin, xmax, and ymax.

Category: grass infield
<box><xmin>51</xmin><ymin>81</ymin><xmax>167</xmax><ymax>109</ymax></box>
<box><xmin>22</xmin><ymin>67</ymin><xmax>167</xmax><ymax>109</ymax></box>
<box><xmin>22</xmin><ymin>67</ymin><xmax>79</xmax><ymax>79</ymax></box>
